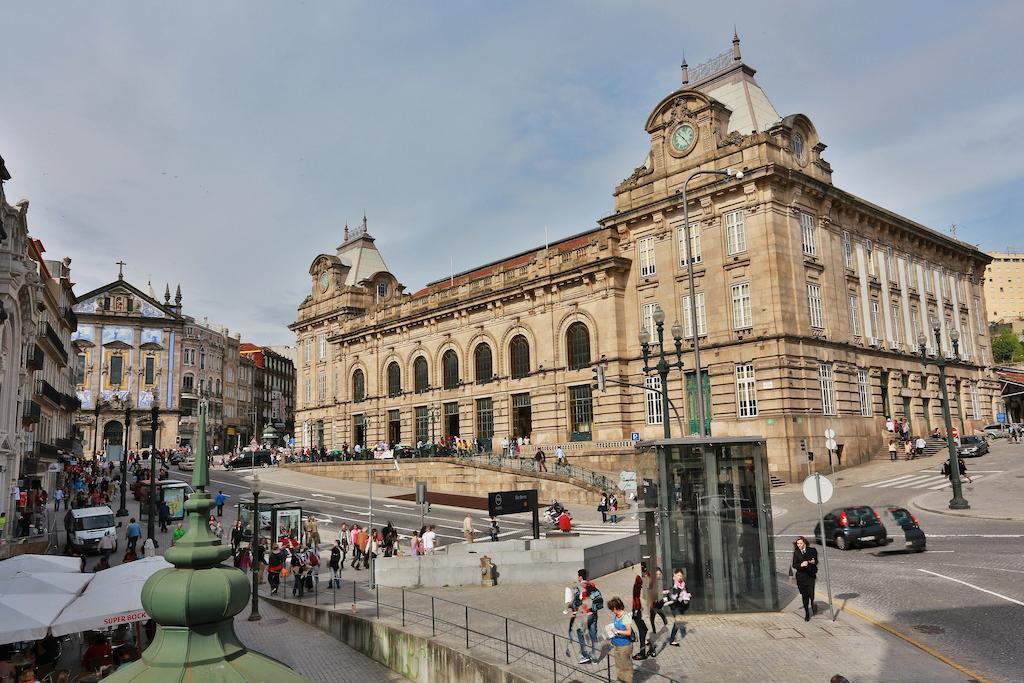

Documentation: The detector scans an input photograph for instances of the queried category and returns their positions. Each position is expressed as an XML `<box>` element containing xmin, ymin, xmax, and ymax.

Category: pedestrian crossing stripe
<box><xmin>861</xmin><ymin>473</ymin><xmax>984</xmax><ymax>489</ymax></box>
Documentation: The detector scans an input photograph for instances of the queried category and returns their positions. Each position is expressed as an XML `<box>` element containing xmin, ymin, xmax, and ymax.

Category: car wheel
<box><xmin>834</xmin><ymin>534</ymin><xmax>848</xmax><ymax>551</ymax></box>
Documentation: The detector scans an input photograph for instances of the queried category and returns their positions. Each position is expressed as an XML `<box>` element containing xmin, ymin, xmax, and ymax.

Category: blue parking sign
<box><xmin>997</xmin><ymin>413</ymin><xmax>1006</xmax><ymax>424</ymax></box>
<box><xmin>631</xmin><ymin>432</ymin><xmax>641</xmax><ymax>441</ymax></box>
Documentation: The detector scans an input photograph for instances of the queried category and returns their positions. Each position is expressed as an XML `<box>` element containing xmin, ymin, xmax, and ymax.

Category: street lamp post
<box><xmin>92</xmin><ymin>400</ymin><xmax>102</xmax><ymax>460</ymax></box>
<box><xmin>147</xmin><ymin>391</ymin><xmax>161</xmax><ymax>541</ymax></box>
<box><xmin>117</xmin><ymin>402</ymin><xmax>131</xmax><ymax>517</ymax></box>
<box><xmin>248</xmin><ymin>473</ymin><xmax>262</xmax><ymax>622</ymax></box>
<box><xmin>917</xmin><ymin>324</ymin><xmax>968</xmax><ymax>510</ymax></box>
<box><xmin>639</xmin><ymin>306</ymin><xmax>685</xmax><ymax>440</ymax></box>
<box><xmin>681</xmin><ymin>167</ymin><xmax>743</xmax><ymax>437</ymax></box>
<box><xmin>428</xmin><ymin>405</ymin><xmax>439</xmax><ymax>454</ymax></box>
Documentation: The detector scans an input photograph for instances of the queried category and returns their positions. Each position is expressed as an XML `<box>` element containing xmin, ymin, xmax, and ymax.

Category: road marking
<box><xmin>891</xmin><ymin>475</ymin><xmax>948</xmax><ymax>488</ymax></box>
<box><xmin>382</xmin><ymin>504</ymin><xmax>403</xmax><ymax>509</ymax></box>
<box><xmin>862</xmin><ymin>473</ymin><xmax>927</xmax><ymax>487</ymax></box>
<box><xmin>917</xmin><ymin>568</ymin><xmax>1024</xmax><ymax>607</ymax></box>
<box><xmin>311</xmin><ymin>493</ymin><xmax>335</xmax><ymax>499</ymax></box>
<box><xmin>927</xmin><ymin>475</ymin><xmax>985</xmax><ymax>490</ymax></box>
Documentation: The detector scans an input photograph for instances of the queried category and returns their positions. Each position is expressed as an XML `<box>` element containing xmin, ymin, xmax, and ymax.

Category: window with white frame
<box><xmin>641</xmin><ymin>302</ymin><xmax>657</xmax><ymax>339</ymax></box>
<box><xmin>870</xmin><ymin>300</ymin><xmax>881</xmax><ymax>339</ymax></box>
<box><xmin>866</xmin><ymin>240</ymin><xmax>876</xmax><ymax>277</ymax></box>
<box><xmin>885</xmin><ymin>246</ymin><xmax>895</xmax><ymax>281</ymax></box>
<box><xmin>678</xmin><ymin>224</ymin><xmax>701</xmax><ymax>266</ymax></box>
<box><xmin>941</xmin><ymin>270</ymin><xmax>950</xmax><ymax>299</ymax></box>
<box><xmin>849</xmin><ymin>294</ymin><xmax>861</xmax><ymax>336</ymax></box>
<box><xmin>806</xmin><ymin>283</ymin><xmax>824</xmax><ymax>329</ymax></box>
<box><xmin>857</xmin><ymin>369</ymin><xmax>872</xmax><ymax>416</ymax></box>
<box><xmin>842</xmin><ymin>230</ymin><xmax>853</xmax><ymax>269</ymax></box>
<box><xmin>303</xmin><ymin>377</ymin><xmax>311</xmax><ymax>404</ymax></box>
<box><xmin>800</xmin><ymin>212</ymin><xmax>817</xmax><ymax>256</ymax></box>
<box><xmin>819</xmin><ymin>363</ymin><xmax>836</xmax><ymax>415</ymax></box>
<box><xmin>891</xmin><ymin>304</ymin><xmax>902</xmax><ymax>345</ymax></box>
<box><xmin>638</xmin><ymin>236</ymin><xmax>656</xmax><ymax>277</ymax></box>
<box><xmin>645</xmin><ymin>376</ymin><xmax>663</xmax><ymax>425</ymax></box>
<box><xmin>924</xmin><ymin>261</ymin><xmax>933</xmax><ymax>293</ymax></box>
<box><xmin>969</xmin><ymin>381</ymin><xmax>981</xmax><ymax>419</ymax></box>
<box><xmin>725</xmin><ymin>210</ymin><xmax>746</xmax><ymax>256</ymax></box>
<box><xmin>973</xmin><ymin>298</ymin><xmax>983</xmax><ymax>333</ymax></box>
<box><xmin>318</xmin><ymin>372</ymin><xmax>326</xmax><ymax>401</ymax></box>
<box><xmin>681</xmin><ymin>292</ymin><xmax>707</xmax><ymax>338</ymax></box>
<box><xmin>736</xmin><ymin>364</ymin><xmax>757</xmax><ymax>417</ymax></box>
<box><xmin>304</xmin><ymin>337</ymin><xmax>313</xmax><ymax>364</ymax></box>
<box><xmin>318</xmin><ymin>334</ymin><xmax>327</xmax><ymax>360</ymax></box>
<box><xmin>731</xmin><ymin>282</ymin><xmax>752</xmax><ymax>329</ymax></box>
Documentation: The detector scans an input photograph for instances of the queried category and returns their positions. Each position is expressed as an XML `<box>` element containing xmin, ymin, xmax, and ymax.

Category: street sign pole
<box><xmin>813</xmin><ymin>474</ymin><xmax>836</xmax><ymax>622</ymax></box>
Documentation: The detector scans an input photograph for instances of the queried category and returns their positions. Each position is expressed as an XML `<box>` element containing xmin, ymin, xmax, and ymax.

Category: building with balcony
<box><xmin>239</xmin><ymin>343</ymin><xmax>295</xmax><ymax>445</ymax></box>
<box><xmin>290</xmin><ymin>37</ymin><xmax>1001</xmax><ymax>481</ymax></box>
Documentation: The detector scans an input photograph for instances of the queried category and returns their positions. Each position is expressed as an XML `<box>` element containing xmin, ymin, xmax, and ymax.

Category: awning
<box><xmin>0</xmin><ymin>554</ymin><xmax>82</xmax><ymax>578</ymax></box>
<box><xmin>51</xmin><ymin>557</ymin><xmax>171</xmax><ymax>636</ymax></box>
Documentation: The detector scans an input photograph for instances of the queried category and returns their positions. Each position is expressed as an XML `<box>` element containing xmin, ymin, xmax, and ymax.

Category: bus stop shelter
<box><xmin>636</xmin><ymin>436</ymin><xmax>779</xmax><ymax>613</ymax></box>
<box><xmin>235</xmin><ymin>498</ymin><xmax>304</xmax><ymax>547</ymax></box>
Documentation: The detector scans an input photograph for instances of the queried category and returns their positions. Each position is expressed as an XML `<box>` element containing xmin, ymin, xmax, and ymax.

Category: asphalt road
<box><xmin>772</xmin><ymin>440</ymin><xmax>1024</xmax><ymax>683</ymax></box>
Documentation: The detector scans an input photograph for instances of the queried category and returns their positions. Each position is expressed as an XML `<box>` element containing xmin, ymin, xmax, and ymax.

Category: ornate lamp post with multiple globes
<box><xmin>917</xmin><ymin>322</ymin><xmax>969</xmax><ymax>510</ymax></box>
<box><xmin>639</xmin><ymin>305</ymin><xmax>685</xmax><ymax>440</ymax></box>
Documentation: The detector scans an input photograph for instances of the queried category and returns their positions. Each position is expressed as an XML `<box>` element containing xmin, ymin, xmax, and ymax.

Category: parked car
<box><xmin>957</xmin><ymin>435</ymin><xmax>989</xmax><ymax>458</ymax></box>
<box><xmin>225</xmin><ymin>450</ymin><xmax>273</xmax><ymax>470</ymax></box>
<box><xmin>814</xmin><ymin>505</ymin><xmax>890</xmax><ymax>550</ymax></box>
<box><xmin>881</xmin><ymin>506</ymin><xmax>926</xmax><ymax>552</ymax></box>
<box><xmin>178</xmin><ymin>455</ymin><xmax>196</xmax><ymax>471</ymax></box>
<box><xmin>168</xmin><ymin>452</ymin><xmax>186</xmax><ymax>465</ymax></box>
<box><xmin>983</xmin><ymin>424</ymin><xmax>1008</xmax><ymax>439</ymax></box>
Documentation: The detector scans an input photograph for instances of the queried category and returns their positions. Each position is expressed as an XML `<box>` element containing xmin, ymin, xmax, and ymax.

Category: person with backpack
<box><xmin>571</xmin><ymin>568</ymin><xmax>603</xmax><ymax>664</ymax></box>
<box><xmin>664</xmin><ymin>568</ymin><xmax>691</xmax><ymax>645</ymax></box>
<box><xmin>329</xmin><ymin>539</ymin><xmax>342</xmax><ymax>588</ymax></box>
<box><xmin>290</xmin><ymin>547</ymin><xmax>308</xmax><ymax>598</ymax></box>
<box><xmin>267</xmin><ymin>543</ymin><xmax>286</xmax><ymax>595</ymax></box>
<box><xmin>306</xmin><ymin>544</ymin><xmax>320</xmax><ymax>593</ymax></box>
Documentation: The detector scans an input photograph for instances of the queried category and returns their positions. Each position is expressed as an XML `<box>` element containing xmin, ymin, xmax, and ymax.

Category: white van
<box><xmin>64</xmin><ymin>505</ymin><xmax>118</xmax><ymax>554</ymax></box>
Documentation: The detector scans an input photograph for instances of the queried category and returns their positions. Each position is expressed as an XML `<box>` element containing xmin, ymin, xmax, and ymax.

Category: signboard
<box><xmin>997</xmin><ymin>412</ymin><xmax>1006</xmax><ymax>424</ymax></box>
<box><xmin>288</xmin><ymin>437</ymin><xmax>296</xmax><ymax>447</ymax></box>
<box><xmin>488</xmin><ymin>489</ymin><xmax>537</xmax><ymax>517</ymax></box>
<box><xmin>630</xmin><ymin>432</ymin><xmax>641</xmax><ymax>442</ymax></box>
<box><xmin>824</xmin><ymin>428</ymin><xmax>836</xmax><ymax>440</ymax></box>
<box><xmin>802</xmin><ymin>473</ymin><xmax>834</xmax><ymax>505</ymax></box>
<box><xmin>619</xmin><ymin>470</ymin><xmax>638</xmax><ymax>492</ymax></box>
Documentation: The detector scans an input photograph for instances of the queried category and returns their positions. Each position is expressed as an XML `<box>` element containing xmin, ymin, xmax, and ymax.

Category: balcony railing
<box><xmin>38</xmin><ymin>321</ymin><xmax>68</xmax><ymax>364</ymax></box>
<box><xmin>22</xmin><ymin>401</ymin><xmax>41</xmax><ymax>425</ymax></box>
<box><xmin>35</xmin><ymin>379</ymin><xmax>63</xmax><ymax>409</ymax></box>
<box><xmin>62</xmin><ymin>306</ymin><xmax>78</xmax><ymax>330</ymax></box>
<box><xmin>60</xmin><ymin>392</ymin><xmax>82</xmax><ymax>411</ymax></box>
<box><xmin>34</xmin><ymin>442</ymin><xmax>61</xmax><ymax>459</ymax></box>
<box><xmin>25</xmin><ymin>344</ymin><xmax>44</xmax><ymax>371</ymax></box>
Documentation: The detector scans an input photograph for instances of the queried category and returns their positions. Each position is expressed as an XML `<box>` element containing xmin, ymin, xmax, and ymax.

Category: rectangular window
<box><xmin>475</xmin><ymin>398</ymin><xmax>493</xmax><ymax>440</ymax></box>
<box><xmin>885</xmin><ymin>246</ymin><xmax>895</xmax><ymax>281</ymax></box>
<box><xmin>645</xmin><ymin>376</ymin><xmax>663</xmax><ymax>425</ymax></box>
<box><xmin>638</xmin><ymin>236</ymin><xmax>656</xmax><ymax>277</ymax></box>
<box><xmin>200</xmin><ymin>351</ymin><xmax>206</xmax><ymax>370</ymax></box>
<box><xmin>842</xmin><ymin>230</ymin><xmax>854</xmax><ymax>269</ymax></box>
<box><xmin>857</xmin><ymin>369</ymin><xmax>872</xmax><ymax>416</ymax></box>
<box><xmin>568</xmin><ymin>385</ymin><xmax>594</xmax><ymax>438</ymax></box>
<box><xmin>970</xmin><ymin>382</ymin><xmax>981</xmax><ymax>419</ymax></box>
<box><xmin>891</xmin><ymin>304</ymin><xmax>902</xmax><ymax>345</ymax></box>
<box><xmin>318</xmin><ymin>334</ymin><xmax>327</xmax><ymax>360</ymax></box>
<box><xmin>736</xmin><ymin>364</ymin><xmax>757</xmax><ymax>418</ymax></box>
<box><xmin>318</xmin><ymin>373</ymin><xmax>326</xmax><ymax>401</ymax></box>
<box><xmin>870</xmin><ymin>300</ymin><xmax>881</xmax><ymax>339</ymax></box>
<box><xmin>973</xmin><ymin>298</ymin><xmax>983</xmax><ymax>333</ymax></box>
<box><xmin>144</xmin><ymin>356</ymin><xmax>155</xmax><ymax>385</ymax></box>
<box><xmin>924</xmin><ymin>261</ymin><xmax>933</xmax><ymax>293</ymax></box>
<box><xmin>819</xmin><ymin>363</ymin><xmax>836</xmax><ymax>416</ymax></box>
<box><xmin>305</xmin><ymin>338</ymin><xmax>313</xmax><ymax>364</ymax></box>
<box><xmin>725</xmin><ymin>210</ymin><xmax>746</xmax><ymax>256</ymax></box>
<box><xmin>731</xmin><ymin>282</ymin><xmax>752</xmax><ymax>330</ymax></box>
<box><xmin>807</xmin><ymin>283</ymin><xmax>824</xmax><ymax>329</ymax></box>
<box><xmin>642</xmin><ymin>302</ymin><xmax>657</xmax><ymax>338</ymax></box>
<box><xmin>681</xmin><ymin>292</ymin><xmax>707</xmax><ymax>338</ymax></box>
<box><xmin>75</xmin><ymin>354</ymin><xmax>86</xmax><ymax>386</ymax></box>
<box><xmin>109</xmin><ymin>355</ymin><xmax>123</xmax><ymax>386</ymax></box>
<box><xmin>388</xmin><ymin>409</ymin><xmax>401</xmax><ymax>444</ymax></box>
<box><xmin>941</xmin><ymin>270</ymin><xmax>950</xmax><ymax>299</ymax></box>
<box><xmin>800</xmin><ymin>212</ymin><xmax>817</xmax><ymax>256</ymax></box>
<box><xmin>415</xmin><ymin>406</ymin><xmax>429</xmax><ymax>444</ymax></box>
<box><xmin>848</xmin><ymin>294</ymin><xmax>861</xmax><ymax>336</ymax></box>
<box><xmin>677</xmin><ymin>223</ymin><xmax>702</xmax><ymax>266</ymax></box>
<box><xmin>304</xmin><ymin>378</ymin><xmax>311</xmax><ymax>404</ymax></box>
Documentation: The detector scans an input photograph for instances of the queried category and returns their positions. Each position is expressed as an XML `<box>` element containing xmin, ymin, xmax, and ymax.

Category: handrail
<box><xmin>453</xmin><ymin>452</ymin><xmax>615</xmax><ymax>491</ymax></box>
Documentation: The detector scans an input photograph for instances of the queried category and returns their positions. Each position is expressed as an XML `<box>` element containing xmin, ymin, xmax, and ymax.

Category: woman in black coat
<box><xmin>791</xmin><ymin>536</ymin><xmax>818</xmax><ymax>621</ymax></box>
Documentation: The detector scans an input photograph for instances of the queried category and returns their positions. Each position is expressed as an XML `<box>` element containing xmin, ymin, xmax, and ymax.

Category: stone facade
<box><xmin>239</xmin><ymin>343</ymin><xmax>296</xmax><ymax>443</ymax></box>
<box><xmin>1</xmin><ymin>155</ymin><xmax>80</xmax><ymax>535</ymax></box>
<box><xmin>291</xmin><ymin>40</ymin><xmax>1001</xmax><ymax>481</ymax></box>
<box><xmin>984</xmin><ymin>251</ymin><xmax>1024</xmax><ymax>322</ymax></box>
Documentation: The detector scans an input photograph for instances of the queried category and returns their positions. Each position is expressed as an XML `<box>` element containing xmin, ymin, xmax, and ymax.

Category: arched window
<box><xmin>474</xmin><ymin>343</ymin><xmax>493</xmax><ymax>384</ymax></box>
<box><xmin>566</xmin><ymin>322</ymin><xmax>591</xmax><ymax>370</ymax></box>
<box><xmin>413</xmin><ymin>357</ymin><xmax>429</xmax><ymax>393</ymax></box>
<box><xmin>510</xmin><ymin>335</ymin><xmax>530</xmax><ymax>379</ymax></box>
<box><xmin>352</xmin><ymin>369</ymin><xmax>365</xmax><ymax>403</ymax></box>
<box><xmin>387</xmin><ymin>362</ymin><xmax>402</xmax><ymax>398</ymax></box>
<box><xmin>442</xmin><ymin>350</ymin><xmax>459</xmax><ymax>390</ymax></box>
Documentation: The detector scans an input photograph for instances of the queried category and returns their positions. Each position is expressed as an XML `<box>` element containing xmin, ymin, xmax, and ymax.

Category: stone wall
<box><xmin>283</xmin><ymin>459</ymin><xmax>604</xmax><ymax>505</ymax></box>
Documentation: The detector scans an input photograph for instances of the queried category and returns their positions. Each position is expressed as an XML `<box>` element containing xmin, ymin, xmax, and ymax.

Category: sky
<box><xmin>2</xmin><ymin>2</ymin><xmax>1023</xmax><ymax>345</ymax></box>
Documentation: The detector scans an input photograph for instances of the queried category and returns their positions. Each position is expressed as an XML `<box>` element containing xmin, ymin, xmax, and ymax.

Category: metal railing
<box><xmin>454</xmin><ymin>452</ymin><xmax>615</xmax><ymax>491</ymax></box>
<box><xmin>262</xmin><ymin>576</ymin><xmax>679</xmax><ymax>683</ymax></box>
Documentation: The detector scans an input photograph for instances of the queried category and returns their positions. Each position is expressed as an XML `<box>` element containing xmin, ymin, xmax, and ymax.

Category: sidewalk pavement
<box><xmin>216</xmin><ymin>464</ymin><xmax>413</xmax><ymax>500</ymax></box>
<box><xmin>772</xmin><ymin>449</ymin><xmax>949</xmax><ymax>496</ymax></box>
<box><xmin>913</xmin><ymin>464</ymin><xmax>1024</xmax><ymax>522</ymax></box>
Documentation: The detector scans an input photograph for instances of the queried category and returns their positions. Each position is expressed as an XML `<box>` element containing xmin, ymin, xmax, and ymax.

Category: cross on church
<box><xmin>116</xmin><ymin>260</ymin><xmax>126</xmax><ymax>279</ymax></box>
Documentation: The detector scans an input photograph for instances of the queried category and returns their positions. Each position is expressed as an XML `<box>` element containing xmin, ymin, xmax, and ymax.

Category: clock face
<box><xmin>671</xmin><ymin>124</ymin><xmax>696</xmax><ymax>152</ymax></box>
<box><xmin>319</xmin><ymin>272</ymin><xmax>330</xmax><ymax>292</ymax></box>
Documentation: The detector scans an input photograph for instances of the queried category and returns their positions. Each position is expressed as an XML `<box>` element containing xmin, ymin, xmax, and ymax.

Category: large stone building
<box><xmin>291</xmin><ymin>38</ymin><xmax>1001</xmax><ymax>480</ymax></box>
<box><xmin>239</xmin><ymin>343</ymin><xmax>296</xmax><ymax>444</ymax></box>
<box><xmin>984</xmin><ymin>251</ymin><xmax>1024</xmax><ymax>322</ymax></box>
<box><xmin>1</xmin><ymin>155</ymin><xmax>80</xmax><ymax>537</ymax></box>
<box><xmin>72</xmin><ymin>275</ymin><xmax>245</xmax><ymax>453</ymax></box>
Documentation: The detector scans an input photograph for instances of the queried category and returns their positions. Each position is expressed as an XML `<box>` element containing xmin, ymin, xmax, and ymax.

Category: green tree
<box><xmin>991</xmin><ymin>329</ymin><xmax>1024</xmax><ymax>364</ymax></box>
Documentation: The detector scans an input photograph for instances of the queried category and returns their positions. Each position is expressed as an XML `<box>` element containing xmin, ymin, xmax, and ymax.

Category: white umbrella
<box><xmin>0</xmin><ymin>593</ymin><xmax>79</xmax><ymax>644</ymax></box>
<box><xmin>51</xmin><ymin>557</ymin><xmax>172</xmax><ymax>636</ymax></box>
<box><xmin>0</xmin><ymin>554</ymin><xmax>82</xmax><ymax>578</ymax></box>
<box><xmin>0</xmin><ymin>572</ymin><xmax>93</xmax><ymax>595</ymax></box>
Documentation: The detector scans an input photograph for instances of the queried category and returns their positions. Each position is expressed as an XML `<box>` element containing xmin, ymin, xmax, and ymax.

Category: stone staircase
<box><xmin>871</xmin><ymin>436</ymin><xmax>947</xmax><ymax>461</ymax></box>
<box><xmin>769</xmin><ymin>474</ymin><xmax>787</xmax><ymax>488</ymax></box>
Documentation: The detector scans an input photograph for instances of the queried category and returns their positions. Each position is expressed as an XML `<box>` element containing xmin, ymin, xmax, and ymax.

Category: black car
<box><xmin>882</xmin><ymin>506</ymin><xmax>926</xmax><ymax>552</ymax></box>
<box><xmin>225</xmin><ymin>450</ymin><xmax>273</xmax><ymax>470</ymax></box>
<box><xmin>956</xmin><ymin>436</ymin><xmax>989</xmax><ymax>458</ymax></box>
<box><xmin>814</xmin><ymin>505</ymin><xmax>890</xmax><ymax>550</ymax></box>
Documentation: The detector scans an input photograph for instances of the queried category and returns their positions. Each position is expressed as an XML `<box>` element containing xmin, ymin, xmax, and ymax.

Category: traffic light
<box><xmin>592</xmin><ymin>365</ymin><xmax>606</xmax><ymax>392</ymax></box>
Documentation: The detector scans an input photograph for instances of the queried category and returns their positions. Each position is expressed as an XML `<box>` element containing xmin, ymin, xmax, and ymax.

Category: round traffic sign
<box><xmin>825</xmin><ymin>438</ymin><xmax>838</xmax><ymax>451</ymax></box>
<box><xmin>802</xmin><ymin>474</ymin><xmax>834</xmax><ymax>505</ymax></box>
<box><xmin>824</xmin><ymin>428</ymin><xmax>836</xmax><ymax>440</ymax></box>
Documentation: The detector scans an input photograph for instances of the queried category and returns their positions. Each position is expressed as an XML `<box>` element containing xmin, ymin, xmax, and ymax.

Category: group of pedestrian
<box><xmin>597</xmin><ymin>492</ymin><xmax>619</xmax><ymax>524</ymax></box>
